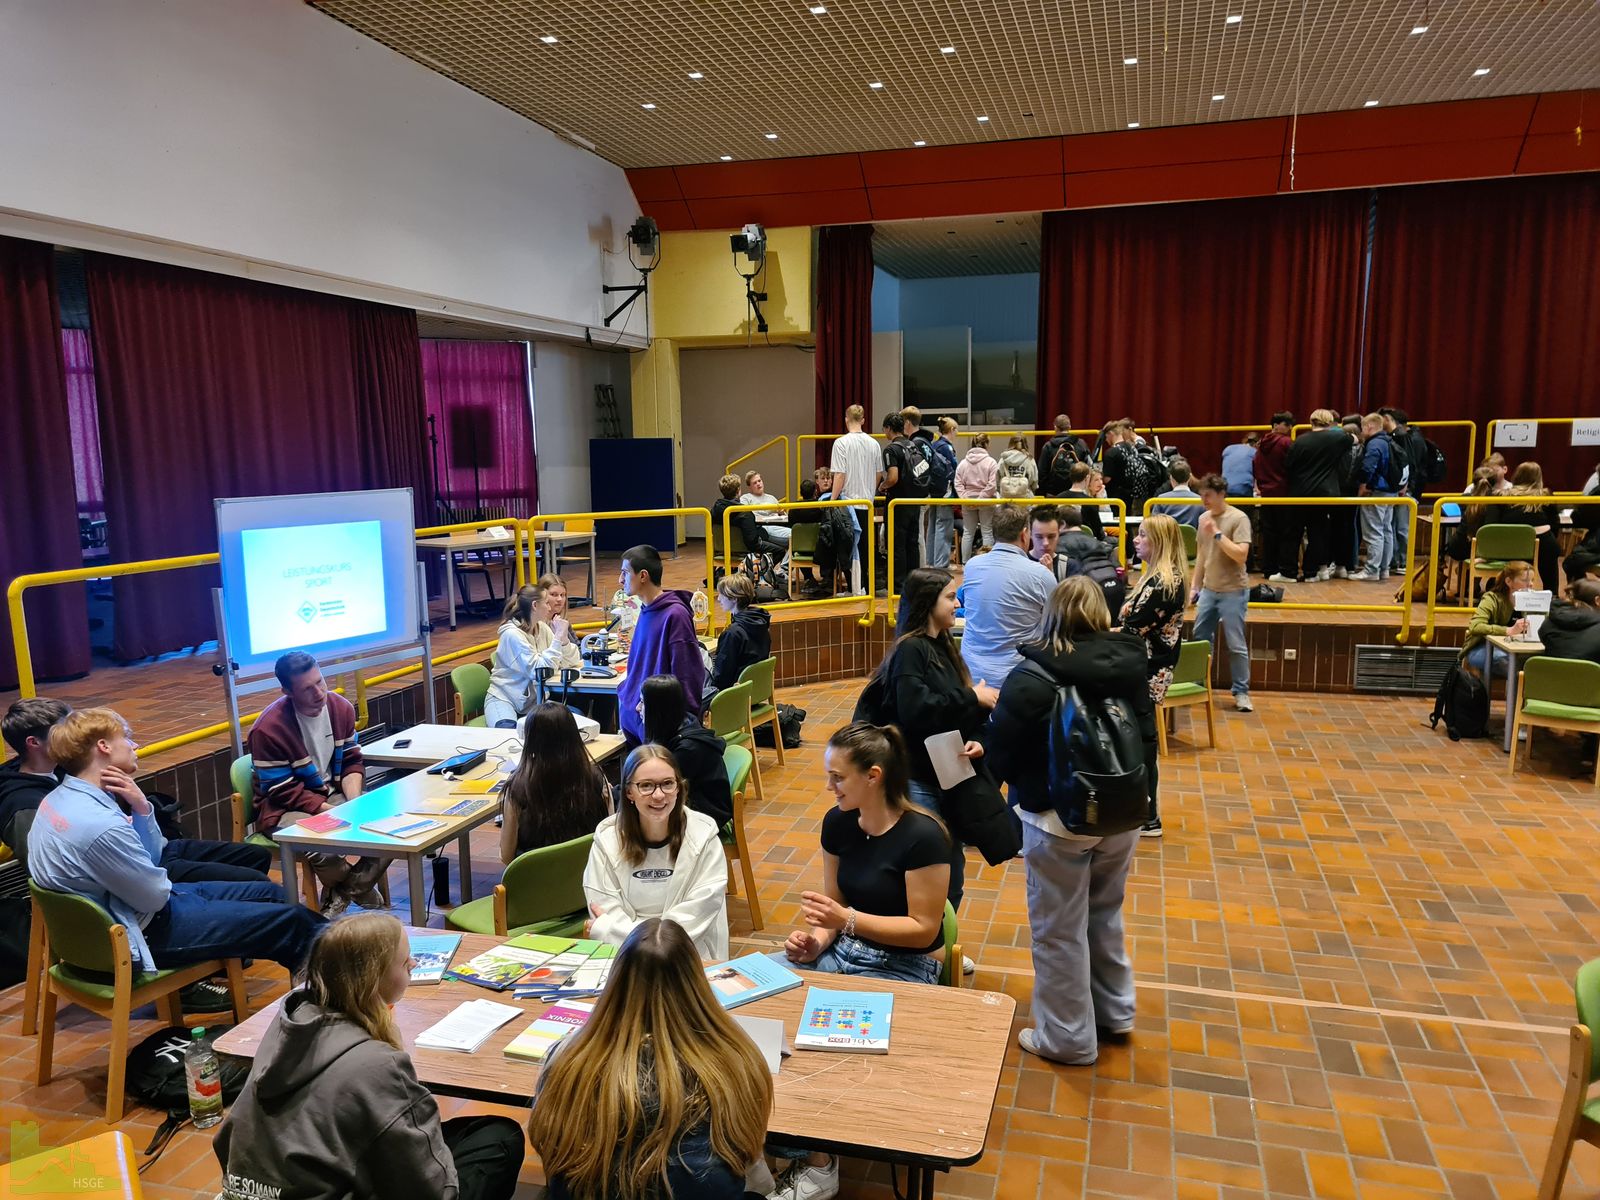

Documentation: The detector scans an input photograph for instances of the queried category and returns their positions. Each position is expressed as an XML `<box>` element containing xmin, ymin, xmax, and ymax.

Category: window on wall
<box><xmin>420</xmin><ymin>339</ymin><xmax>537</xmax><ymax>520</ymax></box>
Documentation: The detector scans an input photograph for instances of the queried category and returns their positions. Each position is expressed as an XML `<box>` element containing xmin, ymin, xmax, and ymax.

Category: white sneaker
<box><xmin>1314</xmin><ymin>565</ymin><xmax>1334</xmax><ymax>582</ymax></box>
<box><xmin>1267</xmin><ymin>573</ymin><xmax>1296</xmax><ymax>584</ymax></box>
<box><xmin>769</xmin><ymin>1158</ymin><xmax>839</xmax><ymax>1200</ymax></box>
<box><xmin>1234</xmin><ymin>694</ymin><xmax>1254</xmax><ymax>713</ymax></box>
<box><xmin>1350</xmin><ymin>568</ymin><xmax>1381</xmax><ymax>581</ymax></box>
<box><xmin>1334</xmin><ymin>566</ymin><xmax>1349</xmax><ymax>579</ymax></box>
<box><xmin>962</xmin><ymin>955</ymin><xmax>976</xmax><ymax>976</ymax></box>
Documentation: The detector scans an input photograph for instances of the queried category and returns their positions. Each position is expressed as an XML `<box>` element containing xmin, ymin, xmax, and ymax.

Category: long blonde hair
<box><xmin>1510</xmin><ymin>461</ymin><xmax>1549</xmax><ymax>512</ymax></box>
<box><xmin>529</xmin><ymin>919</ymin><xmax>772</xmax><ymax>1200</ymax></box>
<box><xmin>302</xmin><ymin>913</ymin><xmax>404</xmax><ymax>1049</ymax></box>
<box><xmin>1133</xmin><ymin>513</ymin><xmax>1188</xmax><ymax>597</ymax></box>
<box><xmin>1034</xmin><ymin>576</ymin><xmax>1111</xmax><ymax>655</ymax></box>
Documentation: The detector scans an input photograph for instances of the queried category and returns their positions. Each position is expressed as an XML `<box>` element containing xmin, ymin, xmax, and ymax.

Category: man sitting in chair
<box><xmin>27</xmin><ymin>708</ymin><xmax>323</xmax><ymax>977</ymax></box>
<box><xmin>248</xmin><ymin>651</ymin><xmax>388</xmax><ymax>917</ymax></box>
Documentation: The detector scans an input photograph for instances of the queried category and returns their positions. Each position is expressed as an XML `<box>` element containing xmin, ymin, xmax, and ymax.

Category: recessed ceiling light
<box><xmin>868</xmin><ymin>81</ymin><xmax>884</xmax><ymax>90</ymax></box>
<box><xmin>687</xmin><ymin>71</ymin><xmax>703</xmax><ymax>79</ymax></box>
<box><xmin>1473</xmin><ymin>67</ymin><xmax>1491</xmax><ymax>76</ymax></box>
<box><xmin>1364</xmin><ymin>99</ymin><xmax>1380</xmax><ymax>107</ymax></box>
<box><xmin>540</xmin><ymin>35</ymin><xmax>558</xmax><ymax>44</ymax></box>
<box><xmin>764</xmin><ymin>132</ymin><xmax>779</xmax><ymax>139</ymax></box>
<box><xmin>912</xmin><ymin>140</ymin><xmax>926</xmax><ymax>147</ymax></box>
<box><xmin>1226</xmin><ymin>13</ymin><xmax>1242</xmax><ymax>23</ymax></box>
<box><xmin>1124</xmin><ymin>56</ymin><xmax>1139</xmax><ymax>65</ymax></box>
<box><xmin>719</xmin><ymin>154</ymin><xmax>733</xmax><ymax>161</ymax></box>
<box><xmin>1212</xmin><ymin>93</ymin><xmax>1226</xmax><ymax>101</ymax></box>
<box><xmin>976</xmin><ymin>115</ymin><xmax>989</xmax><ymax>123</ymax></box>
<box><xmin>641</xmin><ymin>102</ymin><xmax>656</xmax><ymax>110</ymax></box>
<box><xmin>1128</xmin><ymin>121</ymin><xmax>1140</xmax><ymax>128</ymax></box>
<box><xmin>808</xmin><ymin>4</ymin><xmax>827</xmax><ymax>12</ymax></box>
<box><xmin>1410</xmin><ymin>24</ymin><xmax>1428</xmax><ymax>34</ymax></box>
<box><xmin>940</xmin><ymin>46</ymin><xmax>956</xmax><ymax>55</ymax></box>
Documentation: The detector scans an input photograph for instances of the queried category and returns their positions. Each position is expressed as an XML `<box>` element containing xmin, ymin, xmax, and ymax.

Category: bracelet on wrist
<box><xmin>843</xmin><ymin>907</ymin><xmax>857</xmax><ymax>939</ymax></box>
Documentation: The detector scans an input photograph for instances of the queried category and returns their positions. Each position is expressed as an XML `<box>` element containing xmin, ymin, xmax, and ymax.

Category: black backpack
<box><xmin>1043</xmin><ymin>439</ymin><xmax>1081</xmax><ymax>495</ymax></box>
<box><xmin>1380</xmin><ymin>433</ymin><xmax>1411</xmax><ymax>492</ymax></box>
<box><xmin>899</xmin><ymin>438</ymin><xmax>934</xmax><ymax>496</ymax></box>
<box><xmin>1429</xmin><ymin>662</ymin><xmax>1489</xmax><ymax>740</ymax></box>
<box><xmin>738</xmin><ymin>552</ymin><xmax>788</xmax><ymax>603</ymax></box>
<box><xmin>1024</xmin><ymin>664</ymin><xmax>1149</xmax><ymax>836</ymax></box>
<box><xmin>127</xmin><ymin>1023</ymin><xmax>252</xmax><ymax>1156</ymax></box>
<box><xmin>1069</xmin><ymin>551</ymin><xmax>1128</xmax><ymax>617</ymax></box>
<box><xmin>1418</xmin><ymin>438</ymin><xmax>1447</xmax><ymax>487</ymax></box>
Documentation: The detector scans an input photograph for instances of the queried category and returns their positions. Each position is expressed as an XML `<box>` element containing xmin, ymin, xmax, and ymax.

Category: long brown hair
<box><xmin>1510</xmin><ymin>461</ymin><xmax>1549</xmax><ymax>512</ymax></box>
<box><xmin>616</xmin><ymin>744</ymin><xmax>688</xmax><ymax>867</ymax></box>
<box><xmin>506</xmin><ymin>703</ymin><xmax>610</xmax><ymax>855</ymax></box>
<box><xmin>500</xmin><ymin>583</ymin><xmax>544</xmax><ymax>633</ymax></box>
<box><xmin>877</xmin><ymin>567</ymin><xmax>970</xmax><ymax>688</ymax></box>
<box><xmin>1486</xmin><ymin>561</ymin><xmax>1533</xmax><ymax>600</ymax></box>
<box><xmin>529</xmin><ymin>918</ymin><xmax>772</xmax><ymax>1200</ymax></box>
<box><xmin>826</xmin><ymin>722</ymin><xmax>949</xmax><ymax>843</ymax></box>
<box><xmin>302</xmin><ymin>913</ymin><xmax>404</xmax><ymax>1050</ymax></box>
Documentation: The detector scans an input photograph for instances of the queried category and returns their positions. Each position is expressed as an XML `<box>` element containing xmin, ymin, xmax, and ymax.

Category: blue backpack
<box><xmin>1020</xmin><ymin>663</ymin><xmax>1149</xmax><ymax>836</ymax></box>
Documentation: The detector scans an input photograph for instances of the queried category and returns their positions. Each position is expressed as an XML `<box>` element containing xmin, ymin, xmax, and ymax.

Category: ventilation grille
<box><xmin>0</xmin><ymin>860</ymin><xmax>27</xmax><ymax>900</ymax></box>
<box><xmin>1354</xmin><ymin>644</ymin><xmax>1459</xmax><ymax>694</ymax></box>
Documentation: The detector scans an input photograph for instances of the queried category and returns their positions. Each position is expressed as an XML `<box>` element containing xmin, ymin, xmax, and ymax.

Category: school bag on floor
<box><xmin>1428</xmin><ymin>662</ymin><xmax>1489</xmax><ymax>741</ymax></box>
<box><xmin>1021</xmin><ymin>664</ymin><xmax>1149</xmax><ymax>836</ymax></box>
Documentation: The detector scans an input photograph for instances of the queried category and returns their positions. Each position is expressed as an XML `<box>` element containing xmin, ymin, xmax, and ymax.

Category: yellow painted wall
<box><xmin>629</xmin><ymin>338</ymin><xmax>687</xmax><ymax>543</ymax></box>
<box><xmin>650</xmin><ymin>227</ymin><xmax>813</xmax><ymax>345</ymax></box>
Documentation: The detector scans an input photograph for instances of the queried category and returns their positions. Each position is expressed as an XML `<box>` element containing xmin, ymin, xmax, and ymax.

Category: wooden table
<box><xmin>417</xmin><ymin>530</ymin><xmax>517</xmax><ymax>630</ymax></box>
<box><xmin>1486</xmin><ymin>634</ymin><xmax>1545</xmax><ymax>753</ymax></box>
<box><xmin>362</xmin><ymin>721</ymin><xmax>618</xmax><ymax>769</ymax></box>
<box><xmin>215</xmin><ymin>933</ymin><xmax>1015</xmax><ymax>1197</ymax></box>
<box><xmin>525</xmin><ymin>529</ymin><xmax>599</xmax><ymax>606</ymax></box>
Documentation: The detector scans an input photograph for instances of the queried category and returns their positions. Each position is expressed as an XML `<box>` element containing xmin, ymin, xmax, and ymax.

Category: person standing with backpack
<box><xmin>879</xmin><ymin>412</ymin><xmax>930</xmax><ymax>592</ymax></box>
<box><xmin>985</xmin><ymin>576</ymin><xmax>1155</xmax><ymax>1065</ymax></box>
<box><xmin>923</xmin><ymin>417</ymin><xmax>960</xmax><ymax>569</ymax></box>
<box><xmin>997</xmin><ymin>435</ymin><xmax>1038</xmax><ymax>498</ymax></box>
<box><xmin>1038</xmin><ymin>415</ymin><xmax>1089</xmax><ymax>497</ymax></box>
<box><xmin>1353</xmin><ymin>413</ymin><xmax>1401</xmax><ymax>581</ymax></box>
<box><xmin>1381</xmin><ymin>409</ymin><xmax>1426</xmax><ymax>578</ymax></box>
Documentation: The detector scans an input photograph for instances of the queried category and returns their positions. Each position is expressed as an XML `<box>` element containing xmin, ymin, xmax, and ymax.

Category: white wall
<box><xmin>531</xmin><ymin>344</ymin><xmax>633</xmax><ymax>518</ymax></box>
<box><xmin>0</xmin><ymin>0</ymin><xmax>645</xmax><ymax>345</ymax></box>
<box><xmin>872</xmin><ymin>332</ymin><xmax>905</xmax><ymax>427</ymax></box>
<box><xmin>680</xmin><ymin>347</ymin><xmax>816</xmax><ymax>537</ymax></box>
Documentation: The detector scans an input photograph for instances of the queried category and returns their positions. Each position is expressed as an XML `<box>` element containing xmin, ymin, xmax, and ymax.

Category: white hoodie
<box><xmin>583</xmin><ymin>809</ymin><xmax>729</xmax><ymax>959</ymax></box>
<box><xmin>484</xmin><ymin>620</ymin><xmax>582</xmax><ymax>725</ymax></box>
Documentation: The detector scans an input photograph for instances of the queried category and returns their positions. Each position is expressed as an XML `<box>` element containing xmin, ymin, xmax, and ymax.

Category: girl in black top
<box><xmin>782</xmin><ymin>722</ymin><xmax>951</xmax><ymax>985</ymax></box>
<box><xmin>858</xmin><ymin>567</ymin><xmax>996</xmax><ymax>909</ymax></box>
<box><xmin>1505</xmin><ymin>461</ymin><xmax>1561</xmax><ymax>590</ymax></box>
<box><xmin>641</xmin><ymin>674</ymin><xmax>733</xmax><ymax>827</ymax></box>
<box><xmin>500</xmin><ymin>702</ymin><xmax>612</xmax><ymax>864</ymax></box>
<box><xmin>1117</xmin><ymin>514</ymin><xmax>1188</xmax><ymax>836</ymax></box>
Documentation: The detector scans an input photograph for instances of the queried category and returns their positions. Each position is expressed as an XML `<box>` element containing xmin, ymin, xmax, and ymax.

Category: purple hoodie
<box><xmin>617</xmin><ymin>589</ymin><xmax>705</xmax><ymax>743</ymax></box>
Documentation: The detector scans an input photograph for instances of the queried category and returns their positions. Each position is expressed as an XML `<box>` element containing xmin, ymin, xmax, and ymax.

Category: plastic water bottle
<box><xmin>184</xmin><ymin>1026</ymin><xmax>224</xmax><ymax>1128</ymax></box>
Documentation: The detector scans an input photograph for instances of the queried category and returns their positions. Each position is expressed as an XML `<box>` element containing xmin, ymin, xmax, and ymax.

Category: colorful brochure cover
<box><xmin>503</xmin><ymin>1001</ymin><xmax>597</xmax><ymax>1061</ymax></box>
<box><xmin>704</xmin><ymin>953</ymin><xmax>804</xmax><ymax>1010</ymax></box>
<box><xmin>793</xmin><ymin>988</ymin><xmax>893</xmax><ymax>1054</ymax></box>
<box><xmin>408</xmin><ymin>933</ymin><xmax>463</xmax><ymax>984</ymax></box>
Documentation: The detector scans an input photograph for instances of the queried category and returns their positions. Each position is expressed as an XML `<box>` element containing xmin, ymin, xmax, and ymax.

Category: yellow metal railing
<box><xmin>719</xmin><ymin>500</ymin><xmax>876</xmax><ymax>627</ymax></box>
<box><xmin>725</xmin><ymin>435</ymin><xmax>792</xmax><ymax>503</ymax></box>
<box><xmin>1420</xmin><ymin>493</ymin><xmax>1600</xmax><ymax>645</ymax></box>
<box><xmin>1139</xmin><ymin>494</ymin><xmax>1420</xmax><ymax>644</ymax></box>
<box><xmin>884</xmin><ymin>497</ymin><xmax>1129</xmax><ymax>612</ymax></box>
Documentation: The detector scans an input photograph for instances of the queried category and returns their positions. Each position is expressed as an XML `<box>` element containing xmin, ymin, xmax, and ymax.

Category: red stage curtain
<box><xmin>353</xmin><ymin>305</ymin><xmax>435</xmax><ymax>526</ymax></box>
<box><xmin>1037</xmin><ymin>191</ymin><xmax>1368</xmax><ymax>439</ymax></box>
<box><xmin>1364</xmin><ymin>174</ymin><xmax>1600</xmax><ymax>490</ymax></box>
<box><xmin>62</xmin><ymin>330</ymin><xmax>106</xmax><ymax>519</ymax></box>
<box><xmin>86</xmin><ymin>254</ymin><xmax>432</xmax><ymax>660</ymax></box>
<box><xmin>420</xmin><ymin>340</ymin><xmax>535</xmax><ymax>519</ymax></box>
<box><xmin>814</xmin><ymin>224</ymin><xmax>874</xmax><ymax>467</ymax></box>
<box><xmin>0</xmin><ymin>237</ymin><xmax>91</xmax><ymax>688</ymax></box>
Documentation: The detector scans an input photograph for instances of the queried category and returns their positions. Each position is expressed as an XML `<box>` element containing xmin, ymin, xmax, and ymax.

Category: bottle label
<box><xmin>192</xmin><ymin>1073</ymin><xmax>222</xmax><ymax>1099</ymax></box>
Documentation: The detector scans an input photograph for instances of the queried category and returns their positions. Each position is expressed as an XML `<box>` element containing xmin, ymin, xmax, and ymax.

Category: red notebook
<box><xmin>294</xmin><ymin>812</ymin><xmax>349</xmax><ymax>834</ymax></box>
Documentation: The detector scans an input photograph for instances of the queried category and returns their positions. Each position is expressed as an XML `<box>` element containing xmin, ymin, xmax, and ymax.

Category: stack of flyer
<box><xmin>503</xmin><ymin>1000</ymin><xmax>597</xmax><ymax>1061</ymax></box>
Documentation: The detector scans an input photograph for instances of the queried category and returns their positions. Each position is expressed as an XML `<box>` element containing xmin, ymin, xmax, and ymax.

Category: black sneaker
<box><xmin>178</xmin><ymin>979</ymin><xmax>235</xmax><ymax>1013</ymax></box>
<box><xmin>1140</xmin><ymin>817</ymin><xmax>1163</xmax><ymax>838</ymax></box>
<box><xmin>1096</xmin><ymin>1025</ymin><xmax>1133</xmax><ymax>1046</ymax></box>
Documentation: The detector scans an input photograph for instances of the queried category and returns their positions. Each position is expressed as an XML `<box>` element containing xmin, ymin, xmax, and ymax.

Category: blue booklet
<box><xmin>704</xmin><ymin>954</ymin><xmax>803</xmax><ymax>1010</ymax></box>
<box><xmin>794</xmin><ymin>987</ymin><xmax>893</xmax><ymax>1054</ymax></box>
<box><xmin>408</xmin><ymin>933</ymin><xmax>463</xmax><ymax>985</ymax></box>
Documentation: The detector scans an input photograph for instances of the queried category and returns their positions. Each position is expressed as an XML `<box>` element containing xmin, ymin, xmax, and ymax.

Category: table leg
<box><xmin>408</xmin><ymin>854</ymin><xmax>428</xmax><ymax>926</ymax></box>
<box><xmin>458</xmin><ymin>832</ymin><xmax>474</xmax><ymax>903</ymax></box>
<box><xmin>587</xmin><ymin>536</ymin><xmax>597</xmax><ymax>606</ymax></box>
<box><xmin>446</xmin><ymin>550</ymin><xmax>459</xmax><ymax>631</ymax></box>
<box><xmin>279</xmin><ymin>844</ymin><xmax>302</xmax><ymax>907</ymax></box>
<box><xmin>1503</xmin><ymin>653</ymin><xmax>1519</xmax><ymax>754</ymax></box>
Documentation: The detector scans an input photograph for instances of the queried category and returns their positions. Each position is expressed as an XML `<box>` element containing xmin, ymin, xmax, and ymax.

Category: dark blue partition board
<box><xmin>590</xmin><ymin>438</ymin><xmax>676</xmax><ymax>553</ymax></box>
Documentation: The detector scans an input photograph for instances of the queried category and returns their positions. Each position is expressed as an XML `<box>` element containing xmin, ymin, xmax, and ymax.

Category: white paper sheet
<box><xmin>733</xmin><ymin>1015</ymin><xmax>789</xmax><ymax>1074</ymax></box>
<box><xmin>414</xmin><ymin>999</ymin><xmax>522</xmax><ymax>1053</ymax></box>
<box><xmin>924</xmin><ymin>730</ymin><xmax>977</xmax><ymax>791</ymax></box>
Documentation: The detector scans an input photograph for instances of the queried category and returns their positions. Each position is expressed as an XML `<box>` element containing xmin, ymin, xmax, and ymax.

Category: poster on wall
<box><xmin>1494</xmin><ymin>421</ymin><xmax>1537</xmax><ymax>449</ymax></box>
<box><xmin>1571</xmin><ymin>419</ymin><xmax>1600</xmax><ymax>446</ymax></box>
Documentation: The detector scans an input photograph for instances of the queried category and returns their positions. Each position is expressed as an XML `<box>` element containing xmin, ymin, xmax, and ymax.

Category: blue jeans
<box><xmin>1192</xmin><ymin>588</ymin><xmax>1250</xmax><ymax>696</ymax></box>
<box><xmin>923</xmin><ymin>505</ymin><xmax>954</xmax><ymax>569</ymax></box>
<box><xmin>844</xmin><ymin>505</ymin><xmax>862</xmax><ymax>587</ymax></box>
<box><xmin>160</xmin><ymin>839</ymin><xmax>272</xmax><ymax>884</ymax></box>
<box><xmin>775</xmin><ymin>933</ymin><xmax>940</xmax><ymax>986</ymax></box>
<box><xmin>908</xmin><ymin>779</ymin><xmax>965</xmax><ymax>910</ymax></box>
<box><xmin>1361</xmin><ymin>495</ymin><xmax>1395</xmax><ymax>575</ymax></box>
<box><xmin>1471</xmin><ymin>642</ymin><xmax>1507</xmax><ymax>680</ymax></box>
<box><xmin>1391</xmin><ymin>502</ymin><xmax>1410</xmax><ymax>575</ymax></box>
<box><xmin>144</xmin><ymin>880</ymin><xmax>325</xmax><ymax>974</ymax></box>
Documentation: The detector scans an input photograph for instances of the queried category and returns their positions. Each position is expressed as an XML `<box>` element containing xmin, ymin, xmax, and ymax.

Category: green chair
<box><xmin>229</xmin><ymin>754</ymin><xmax>320</xmax><ymax>911</ymax></box>
<box><xmin>29</xmin><ymin>883</ymin><xmax>247</xmax><ymax>1123</ymax></box>
<box><xmin>720</xmin><ymin>744</ymin><xmax>763</xmax><ymax>931</ymax></box>
<box><xmin>1156</xmin><ymin>640</ymin><xmax>1215</xmax><ymax>755</ymax></box>
<box><xmin>788</xmin><ymin>522</ymin><xmax>833</xmax><ymax>595</ymax></box>
<box><xmin>1179</xmin><ymin>522</ymin><xmax>1198</xmax><ymax>567</ymax></box>
<box><xmin>708</xmin><ymin>681</ymin><xmax>762</xmax><ymax>802</ymax></box>
<box><xmin>1469</xmin><ymin>523</ymin><xmax>1540</xmax><ymax>597</ymax></box>
<box><xmin>737</xmin><ymin>657</ymin><xmax>785</xmax><ymax>768</ymax></box>
<box><xmin>447</xmin><ymin>833</ymin><xmax>593</xmax><ymax>937</ymax></box>
<box><xmin>938</xmin><ymin>902</ymin><xmax>962</xmax><ymax>988</ymax></box>
<box><xmin>1538</xmin><ymin>959</ymin><xmax>1600</xmax><ymax>1199</ymax></box>
<box><xmin>451</xmin><ymin>662</ymin><xmax>491</xmax><ymax>727</ymax></box>
<box><xmin>1510</xmin><ymin>658</ymin><xmax>1600</xmax><ymax>787</ymax></box>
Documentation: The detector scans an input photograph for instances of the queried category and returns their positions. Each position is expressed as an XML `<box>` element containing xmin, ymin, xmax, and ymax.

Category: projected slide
<box><xmin>241</xmin><ymin>521</ymin><xmax>387</xmax><ymax>656</ymax></box>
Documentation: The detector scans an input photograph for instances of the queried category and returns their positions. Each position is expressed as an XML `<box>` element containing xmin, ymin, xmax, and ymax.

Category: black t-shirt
<box><xmin>820</xmin><ymin>806</ymin><xmax>948</xmax><ymax>954</ymax></box>
<box><xmin>882</xmin><ymin>437</ymin><xmax>924</xmax><ymax>499</ymax></box>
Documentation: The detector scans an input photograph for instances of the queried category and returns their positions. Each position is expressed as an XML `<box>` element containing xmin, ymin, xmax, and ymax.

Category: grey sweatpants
<box><xmin>1021</xmin><ymin>822</ymin><xmax>1139</xmax><ymax>1064</ymax></box>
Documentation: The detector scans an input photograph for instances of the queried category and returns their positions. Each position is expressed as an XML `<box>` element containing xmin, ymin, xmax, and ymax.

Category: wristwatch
<box><xmin>1213</xmin><ymin>532</ymin><xmax>1223</xmax><ymax>541</ymax></box>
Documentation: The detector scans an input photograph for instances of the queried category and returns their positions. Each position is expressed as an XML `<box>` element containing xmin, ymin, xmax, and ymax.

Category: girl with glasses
<box><xmin>582</xmin><ymin>744</ymin><xmax>730</xmax><ymax>959</ymax></box>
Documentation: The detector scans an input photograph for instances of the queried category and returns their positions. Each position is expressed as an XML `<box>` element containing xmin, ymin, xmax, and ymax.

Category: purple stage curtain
<box><xmin>420</xmin><ymin>340</ymin><xmax>535</xmax><ymax>519</ymax></box>
<box><xmin>62</xmin><ymin>329</ymin><xmax>106</xmax><ymax>519</ymax></box>
<box><xmin>814</xmin><ymin>225</ymin><xmax>874</xmax><ymax>468</ymax></box>
<box><xmin>0</xmin><ymin>237</ymin><xmax>91</xmax><ymax>688</ymax></box>
<box><xmin>87</xmin><ymin>255</ymin><xmax>366</xmax><ymax>660</ymax></box>
<box><xmin>353</xmin><ymin>305</ymin><xmax>435</xmax><ymax>526</ymax></box>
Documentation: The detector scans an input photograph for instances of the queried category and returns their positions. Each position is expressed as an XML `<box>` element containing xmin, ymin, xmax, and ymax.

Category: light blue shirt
<box><xmin>1150</xmin><ymin>485</ymin><xmax>1203</xmax><ymax>527</ymax></box>
<box><xmin>28</xmin><ymin>776</ymin><xmax>170</xmax><ymax>972</ymax></box>
<box><xmin>958</xmin><ymin>543</ymin><xmax>1057</xmax><ymax>687</ymax></box>
<box><xmin>1221</xmin><ymin>444</ymin><xmax>1256</xmax><ymax>496</ymax></box>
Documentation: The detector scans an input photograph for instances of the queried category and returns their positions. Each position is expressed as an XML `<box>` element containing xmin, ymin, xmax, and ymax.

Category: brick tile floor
<box><xmin>4</xmin><ymin>680</ymin><xmax>1592</xmax><ymax>1198</ymax></box>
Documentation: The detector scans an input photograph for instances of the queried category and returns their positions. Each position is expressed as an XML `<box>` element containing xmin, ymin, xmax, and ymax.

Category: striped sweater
<box><xmin>249</xmin><ymin>693</ymin><xmax>363</xmax><ymax>833</ymax></box>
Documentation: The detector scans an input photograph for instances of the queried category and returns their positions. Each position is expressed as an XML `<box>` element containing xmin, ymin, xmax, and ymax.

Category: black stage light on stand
<box><xmin>730</xmin><ymin>222</ymin><xmax>768</xmax><ymax>338</ymax></box>
<box><xmin>602</xmin><ymin>216</ymin><xmax>661</xmax><ymax>327</ymax></box>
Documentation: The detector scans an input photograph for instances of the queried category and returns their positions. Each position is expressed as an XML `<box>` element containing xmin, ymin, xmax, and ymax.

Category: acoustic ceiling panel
<box><xmin>872</xmin><ymin>212</ymin><xmax>1044</xmax><ymax>278</ymax></box>
<box><xmin>310</xmin><ymin>0</ymin><xmax>1600</xmax><ymax>168</ymax></box>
